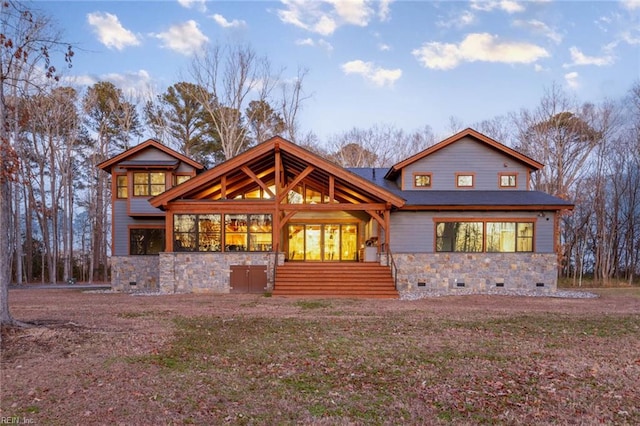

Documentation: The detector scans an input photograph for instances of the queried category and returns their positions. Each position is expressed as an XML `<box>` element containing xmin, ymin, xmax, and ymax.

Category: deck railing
<box><xmin>382</xmin><ymin>243</ymin><xmax>398</xmax><ymax>291</ymax></box>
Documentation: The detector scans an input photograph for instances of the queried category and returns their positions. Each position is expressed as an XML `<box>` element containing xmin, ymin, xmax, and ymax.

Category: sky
<box><xmin>35</xmin><ymin>0</ymin><xmax>640</xmax><ymax>143</ymax></box>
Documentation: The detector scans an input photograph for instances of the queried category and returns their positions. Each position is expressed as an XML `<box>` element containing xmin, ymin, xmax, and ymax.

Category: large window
<box><xmin>174</xmin><ymin>214</ymin><xmax>221</xmax><ymax>252</ymax></box>
<box><xmin>436</xmin><ymin>222</ymin><xmax>483</xmax><ymax>252</ymax></box>
<box><xmin>436</xmin><ymin>221</ymin><xmax>534</xmax><ymax>252</ymax></box>
<box><xmin>116</xmin><ymin>175</ymin><xmax>128</xmax><ymax>199</ymax></box>
<box><xmin>130</xmin><ymin>228</ymin><xmax>165</xmax><ymax>255</ymax></box>
<box><xmin>133</xmin><ymin>172</ymin><xmax>165</xmax><ymax>196</ymax></box>
<box><xmin>173</xmin><ymin>213</ymin><xmax>272</xmax><ymax>252</ymax></box>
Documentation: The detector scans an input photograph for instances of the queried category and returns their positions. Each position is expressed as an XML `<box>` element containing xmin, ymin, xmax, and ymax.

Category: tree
<box><xmin>82</xmin><ymin>81</ymin><xmax>141</xmax><ymax>282</ymax></box>
<box><xmin>1</xmin><ymin>0</ymin><xmax>73</xmax><ymax>325</ymax></box>
<box><xmin>144</xmin><ymin>81</ymin><xmax>220</xmax><ymax>166</ymax></box>
<box><xmin>245</xmin><ymin>99</ymin><xmax>285</xmax><ymax>144</ymax></box>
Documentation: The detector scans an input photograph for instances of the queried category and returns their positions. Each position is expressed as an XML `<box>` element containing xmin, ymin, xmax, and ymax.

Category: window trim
<box><xmin>455</xmin><ymin>172</ymin><xmax>475</xmax><ymax>188</ymax></box>
<box><xmin>433</xmin><ymin>218</ymin><xmax>536</xmax><ymax>253</ymax></box>
<box><xmin>413</xmin><ymin>172</ymin><xmax>433</xmax><ymax>189</ymax></box>
<box><xmin>498</xmin><ymin>172</ymin><xmax>518</xmax><ymax>189</ymax></box>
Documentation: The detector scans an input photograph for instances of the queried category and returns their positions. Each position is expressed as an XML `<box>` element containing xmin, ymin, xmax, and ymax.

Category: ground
<box><xmin>1</xmin><ymin>288</ymin><xmax>639</xmax><ymax>425</ymax></box>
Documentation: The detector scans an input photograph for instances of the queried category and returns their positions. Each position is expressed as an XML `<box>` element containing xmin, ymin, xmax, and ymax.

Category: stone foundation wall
<box><xmin>158</xmin><ymin>252</ymin><xmax>282</xmax><ymax>294</ymax></box>
<box><xmin>393</xmin><ymin>252</ymin><xmax>558</xmax><ymax>294</ymax></box>
<box><xmin>111</xmin><ymin>256</ymin><xmax>160</xmax><ymax>292</ymax></box>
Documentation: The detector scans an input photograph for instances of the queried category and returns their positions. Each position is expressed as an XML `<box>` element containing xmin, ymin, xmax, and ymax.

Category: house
<box><xmin>98</xmin><ymin>128</ymin><xmax>573</xmax><ymax>297</ymax></box>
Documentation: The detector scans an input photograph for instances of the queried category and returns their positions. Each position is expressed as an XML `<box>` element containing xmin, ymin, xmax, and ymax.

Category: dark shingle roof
<box><xmin>348</xmin><ymin>167</ymin><xmax>573</xmax><ymax>209</ymax></box>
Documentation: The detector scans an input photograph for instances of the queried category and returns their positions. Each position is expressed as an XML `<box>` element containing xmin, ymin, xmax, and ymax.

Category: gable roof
<box><xmin>97</xmin><ymin>139</ymin><xmax>205</xmax><ymax>173</ymax></box>
<box><xmin>149</xmin><ymin>136</ymin><xmax>406</xmax><ymax>210</ymax></box>
<box><xmin>384</xmin><ymin>128</ymin><xmax>543</xmax><ymax>180</ymax></box>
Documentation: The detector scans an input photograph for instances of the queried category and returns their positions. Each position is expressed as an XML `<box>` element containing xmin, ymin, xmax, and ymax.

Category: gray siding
<box><xmin>390</xmin><ymin>210</ymin><xmax>556</xmax><ymax>253</ymax></box>
<box><xmin>402</xmin><ymin>136</ymin><xmax>531</xmax><ymax>190</ymax></box>
<box><xmin>129</xmin><ymin>197</ymin><xmax>165</xmax><ymax>215</ymax></box>
<box><xmin>113</xmin><ymin>200</ymin><xmax>165</xmax><ymax>255</ymax></box>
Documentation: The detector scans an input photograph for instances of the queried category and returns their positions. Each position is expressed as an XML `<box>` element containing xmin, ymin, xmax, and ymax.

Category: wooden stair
<box><xmin>273</xmin><ymin>262</ymin><xmax>398</xmax><ymax>298</ymax></box>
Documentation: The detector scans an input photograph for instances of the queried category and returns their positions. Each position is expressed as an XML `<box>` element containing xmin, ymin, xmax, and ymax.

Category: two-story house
<box><xmin>99</xmin><ymin>128</ymin><xmax>573</xmax><ymax>297</ymax></box>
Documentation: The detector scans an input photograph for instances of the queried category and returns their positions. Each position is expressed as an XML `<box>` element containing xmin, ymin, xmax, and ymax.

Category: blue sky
<box><xmin>36</xmin><ymin>0</ymin><xmax>639</xmax><ymax>142</ymax></box>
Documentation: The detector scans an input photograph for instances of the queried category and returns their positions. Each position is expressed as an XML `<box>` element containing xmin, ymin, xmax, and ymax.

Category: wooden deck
<box><xmin>273</xmin><ymin>262</ymin><xmax>398</xmax><ymax>298</ymax></box>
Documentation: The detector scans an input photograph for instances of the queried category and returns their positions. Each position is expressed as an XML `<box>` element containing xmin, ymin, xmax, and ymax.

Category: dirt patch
<box><xmin>2</xmin><ymin>288</ymin><xmax>639</xmax><ymax>424</ymax></box>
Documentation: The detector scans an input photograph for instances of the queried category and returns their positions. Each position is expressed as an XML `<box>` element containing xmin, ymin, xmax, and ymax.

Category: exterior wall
<box><xmin>402</xmin><ymin>137</ymin><xmax>531</xmax><ymax>190</ymax></box>
<box><xmin>390</xmin><ymin>211</ymin><xmax>556</xmax><ymax>253</ymax></box>
<box><xmin>393</xmin><ymin>252</ymin><xmax>558</xmax><ymax>294</ymax></box>
<box><xmin>158</xmin><ymin>252</ymin><xmax>283</xmax><ymax>294</ymax></box>
<box><xmin>111</xmin><ymin>256</ymin><xmax>160</xmax><ymax>291</ymax></box>
<box><xmin>112</xmin><ymin>207</ymin><xmax>165</xmax><ymax>256</ymax></box>
<box><xmin>129</xmin><ymin>197</ymin><xmax>165</xmax><ymax>215</ymax></box>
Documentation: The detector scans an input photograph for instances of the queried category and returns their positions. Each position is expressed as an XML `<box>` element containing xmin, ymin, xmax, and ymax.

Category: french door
<box><xmin>287</xmin><ymin>224</ymin><xmax>358</xmax><ymax>261</ymax></box>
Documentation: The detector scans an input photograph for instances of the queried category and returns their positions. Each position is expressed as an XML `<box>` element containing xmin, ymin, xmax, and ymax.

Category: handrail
<box><xmin>382</xmin><ymin>243</ymin><xmax>398</xmax><ymax>291</ymax></box>
<box><xmin>272</xmin><ymin>243</ymin><xmax>279</xmax><ymax>291</ymax></box>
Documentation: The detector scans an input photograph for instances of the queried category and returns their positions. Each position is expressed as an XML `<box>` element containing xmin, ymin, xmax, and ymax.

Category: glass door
<box><xmin>323</xmin><ymin>225</ymin><xmax>340</xmax><ymax>261</ymax></box>
<box><xmin>341</xmin><ymin>224</ymin><xmax>358</xmax><ymax>261</ymax></box>
<box><xmin>305</xmin><ymin>225</ymin><xmax>321</xmax><ymax>261</ymax></box>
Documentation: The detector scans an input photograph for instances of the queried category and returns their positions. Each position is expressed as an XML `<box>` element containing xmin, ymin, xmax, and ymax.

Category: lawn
<box><xmin>2</xmin><ymin>288</ymin><xmax>639</xmax><ymax>425</ymax></box>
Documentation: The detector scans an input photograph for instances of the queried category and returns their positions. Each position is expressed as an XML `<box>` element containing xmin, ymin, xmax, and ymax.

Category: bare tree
<box><xmin>279</xmin><ymin>67</ymin><xmax>311</xmax><ymax>143</ymax></box>
<box><xmin>0</xmin><ymin>0</ymin><xmax>73</xmax><ymax>325</ymax></box>
<box><xmin>189</xmin><ymin>44</ymin><xmax>276</xmax><ymax>160</ymax></box>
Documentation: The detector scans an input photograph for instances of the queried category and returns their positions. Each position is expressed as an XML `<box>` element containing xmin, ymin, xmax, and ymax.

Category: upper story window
<box><xmin>133</xmin><ymin>172</ymin><xmax>165</xmax><ymax>197</ymax></box>
<box><xmin>174</xmin><ymin>175</ymin><xmax>191</xmax><ymax>186</ymax></box>
<box><xmin>116</xmin><ymin>175</ymin><xmax>128</xmax><ymax>199</ymax></box>
<box><xmin>456</xmin><ymin>173</ymin><xmax>474</xmax><ymax>188</ymax></box>
<box><xmin>413</xmin><ymin>173</ymin><xmax>432</xmax><ymax>188</ymax></box>
<box><xmin>499</xmin><ymin>173</ymin><xmax>517</xmax><ymax>188</ymax></box>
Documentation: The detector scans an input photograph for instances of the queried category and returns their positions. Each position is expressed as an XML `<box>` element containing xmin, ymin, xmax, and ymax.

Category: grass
<box><xmin>125</xmin><ymin>311</ymin><xmax>640</xmax><ymax>424</ymax></box>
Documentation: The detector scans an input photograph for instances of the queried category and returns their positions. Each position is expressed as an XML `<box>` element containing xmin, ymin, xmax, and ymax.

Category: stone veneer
<box><xmin>158</xmin><ymin>252</ymin><xmax>283</xmax><ymax>294</ymax></box>
<box><xmin>392</xmin><ymin>252</ymin><xmax>558</xmax><ymax>293</ymax></box>
<box><xmin>111</xmin><ymin>256</ymin><xmax>160</xmax><ymax>292</ymax></box>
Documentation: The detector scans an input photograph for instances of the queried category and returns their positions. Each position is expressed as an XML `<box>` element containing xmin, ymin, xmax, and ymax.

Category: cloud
<box><xmin>177</xmin><ymin>0</ymin><xmax>207</xmax><ymax>12</ymax></box>
<box><xmin>341</xmin><ymin>60</ymin><xmax>402</xmax><ymax>87</ymax></box>
<box><xmin>211</xmin><ymin>13</ymin><xmax>247</xmax><ymax>29</ymax></box>
<box><xmin>378</xmin><ymin>43</ymin><xmax>391</xmax><ymax>51</ymax></box>
<box><xmin>277</xmin><ymin>0</ymin><xmax>377</xmax><ymax>36</ymax></box>
<box><xmin>153</xmin><ymin>20</ymin><xmax>209</xmax><ymax>55</ymax></box>
<box><xmin>470</xmin><ymin>0</ymin><xmax>525</xmax><ymax>14</ymax></box>
<box><xmin>295</xmin><ymin>37</ymin><xmax>334</xmax><ymax>52</ymax></box>
<box><xmin>412</xmin><ymin>33</ymin><xmax>549</xmax><ymax>70</ymax></box>
<box><xmin>622</xmin><ymin>0</ymin><xmax>640</xmax><ymax>10</ymax></box>
<box><xmin>378</xmin><ymin>0</ymin><xmax>393</xmax><ymax>21</ymax></box>
<box><xmin>87</xmin><ymin>12</ymin><xmax>140</xmax><ymax>50</ymax></box>
<box><xmin>438</xmin><ymin>10</ymin><xmax>476</xmax><ymax>28</ymax></box>
<box><xmin>564</xmin><ymin>71</ymin><xmax>579</xmax><ymax>89</ymax></box>
<box><xmin>564</xmin><ymin>46</ymin><xmax>614</xmax><ymax>67</ymax></box>
<box><xmin>513</xmin><ymin>19</ymin><xmax>562</xmax><ymax>44</ymax></box>
<box><xmin>65</xmin><ymin>69</ymin><xmax>155</xmax><ymax>97</ymax></box>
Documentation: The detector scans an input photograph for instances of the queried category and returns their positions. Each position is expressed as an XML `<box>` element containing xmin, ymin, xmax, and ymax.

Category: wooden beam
<box><xmin>278</xmin><ymin>165</ymin><xmax>315</xmax><ymax>202</ymax></box>
<box><xmin>329</xmin><ymin>175</ymin><xmax>335</xmax><ymax>203</ymax></box>
<box><xmin>241</xmin><ymin>165</ymin><xmax>275</xmax><ymax>198</ymax></box>
<box><xmin>282</xmin><ymin>203</ymin><xmax>387</xmax><ymax>211</ymax></box>
<box><xmin>165</xmin><ymin>210</ymin><xmax>174</xmax><ymax>252</ymax></box>
<box><xmin>366</xmin><ymin>210</ymin><xmax>385</xmax><ymax>228</ymax></box>
<box><xmin>280</xmin><ymin>210</ymin><xmax>298</xmax><ymax>230</ymax></box>
<box><xmin>221</xmin><ymin>176</ymin><xmax>227</xmax><ymax>199</ymax></box>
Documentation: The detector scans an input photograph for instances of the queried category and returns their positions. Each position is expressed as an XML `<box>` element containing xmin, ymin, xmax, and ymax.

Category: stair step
<box><xmin>274</xmin><ymin>262</ymin><xmax>398</xmax><ymax>299</ymax></box>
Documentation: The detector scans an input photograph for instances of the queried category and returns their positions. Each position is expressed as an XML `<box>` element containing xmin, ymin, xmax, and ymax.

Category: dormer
<box><xmin>385</xmin><ymin>128</ymin><xmax>543</xmax><ymax>191</ymax></box>
<box><xmin>98</xmin><ymin>139</ymin><xmax>205</xmax><ymax>216</ymax></box>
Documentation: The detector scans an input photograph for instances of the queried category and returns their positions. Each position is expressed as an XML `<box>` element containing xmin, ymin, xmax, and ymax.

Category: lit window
<box><xmin>116</xmin><ymin>175</ymin><xmax>128</xmax><ymax>199</ymax></box>
<box><xmin>174</xmin><ymin>175</ymin><xmax>191</xmax><ymax>186</ymax></box>
<box><xmin>133</xmin><ymin>172</ymin><xmax>165</xmax><ymax>196</ymax></box>
<box><xmin>174</xmin><ymin>214</ymin><xmax>222</xmax><ymax>252</ymax></box>
<box><xmin>456</xmin><ymin>174</ymin><xmax>474</xmax><ymax>188</ymax></box>
<box><xmin>500</xmin><ymin>174</ymin><xmax>517</xmax><ymax>188</ymax></box>
<box><xmin>414</xmin><ymin>174</ymin><xmax>432</xmax><ymax>188</ymax></box>
<box><xmin>436</xmin><ymin>222</ymin><xmax>483</xmax><ymax>252</ymax></box>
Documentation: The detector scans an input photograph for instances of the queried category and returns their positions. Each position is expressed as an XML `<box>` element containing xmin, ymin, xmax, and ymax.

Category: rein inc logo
<box><xmin>1</xmin><ymin>417</ymin><xmax>35</xmax><ymax>424</ymax></box>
